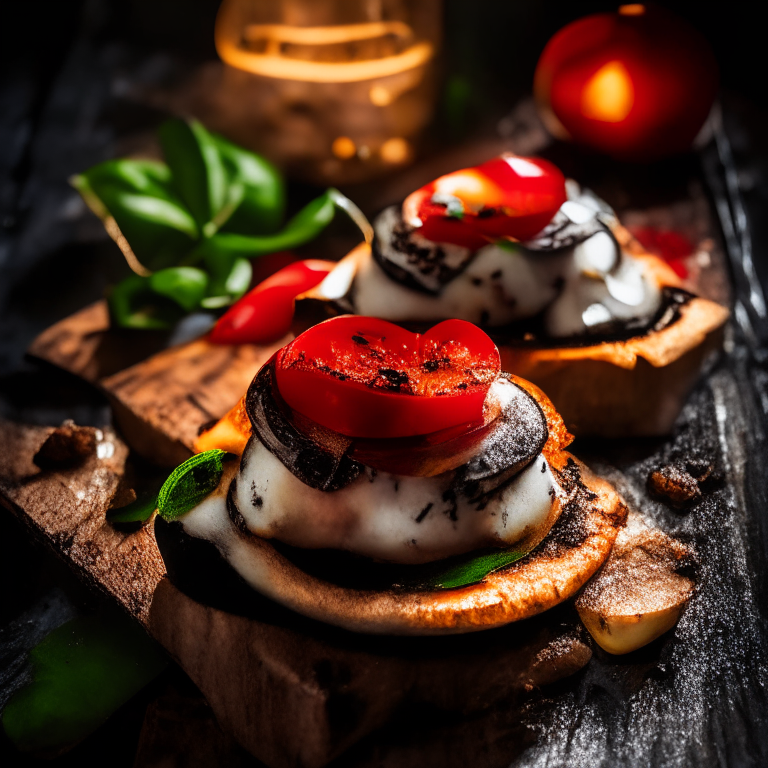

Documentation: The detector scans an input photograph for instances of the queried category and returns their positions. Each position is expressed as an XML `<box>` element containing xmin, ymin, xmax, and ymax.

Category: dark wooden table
<box><xmin>3</xmin><ymin>2</ymin><xmax>768</xmax><ymax>767</ymax></box>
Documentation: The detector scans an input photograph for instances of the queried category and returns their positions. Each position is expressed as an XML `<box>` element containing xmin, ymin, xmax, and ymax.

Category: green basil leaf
<box><xmin>200</xmin><ymin>253</ymin><xmax>252</xmax><ymax>309</ymax></box>
<box><xmin>81</xmin><ymin>158</ymin><xmax>173</xmax><ymax>198</ymax></box>
<box><xmin>149</xmin><ymin>267</ymin><xmax>209</xmax><ymax>312</ymax></box>
<box><xmin>73</xmin><ymin>163</ymin><xmax>199</xmax><ymax>272</ymax></box>
<box><xmin>190</xmin><ymin>190</ymin><xmax>336</xmax><ymax>262</ymax></box>
<box><xmin>108</xmin><ymin>274</ymin><xmax>184</xmax><ymax>330</ymax></box>
<box><xmin>106</xmin><ymin>493</ymin><xmax>158</xmax><ymax>524</ymax></box>
<box><xmin>157</xmin><ymin>449</ymin><xmax>229</xmax><ymax>520</ymax></box>
<box><xmin>212</xmin><ymin>133</ymin><xmax>286</xmax><ymax>236</ymax></box>
<box><xmin>159</xmin><ymin>118</ymin><xmax>228</xmax><ymax>228</ymax></box>
<box><xmin>1</xmin><ymin>614</ymin><xmax>166</xmax><ymax>753</ymax></box>
<box><xmin>417</xmin><ymin>548</ymin><xmax>528</xmax><ymax>590</ymax></box>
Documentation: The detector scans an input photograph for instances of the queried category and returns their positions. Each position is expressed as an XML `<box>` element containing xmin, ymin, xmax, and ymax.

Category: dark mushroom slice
<box><xmin>372</xmin><ymin>206</ymin><xmax>475</xmax><ymax>295</ymax></box>
<box><xmin>245</xmin><ymin>360</ymin><xmax>363</xmax><ymax>492</ymax></box>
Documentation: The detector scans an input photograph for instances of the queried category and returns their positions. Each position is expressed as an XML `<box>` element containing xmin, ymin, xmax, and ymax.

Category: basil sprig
<box><xmin>72</xmin><ymin>118</ymin><xmax>337</xmax><ymax>329</ymax></box>
<box><xmin>104</xmin><ymin>449</ymin><xmax>229</xmax><ymax>527</ymax></box>
<box><xmin>417</xmin><ymin>548</ymin><xmax>528</xmax><ymax>590</ymax></box>
<box><xmin>156</xmin><ymin>449</ymin><xmax>230</xmax><ymax>521</ymax></box>
<box><xmin>106</xmin><ymin>488</ymin><xmax>160</xmax><ymax>524</ymax></box>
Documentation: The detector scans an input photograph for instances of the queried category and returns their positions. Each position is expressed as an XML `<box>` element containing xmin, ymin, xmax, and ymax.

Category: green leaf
<box><xmin>417</xmin><ymin>548</ymin><xmax>528</xmax><ymax>590</ymax></box>
<box><xmin>200</xmin><ymin>253</ymin><xmax>252</xmax><ymax>309</ymax></box>
<box><xmin>212</xmin><ymin>133</ymin><xmax>286</xmax><ymax>236</ymax></box>
<box><xmin>1</xmin><ymin>614</ymin><xmax>166</xmax><ymax>754</ymax></box>
<box><xmin>83</xmin><ymin>158</ymin><xmax>173</xmax><ymax>198</ymax></box>
<box><xmin>73</xmin><ymin>160</ymin><xmax>199</xmax><ymax>272</ymax></box>
<box><xmin>159</xmin><ymin>118</ymin><xmax>228</xmax><ymax>228</ymax></box>
<box><xmin>108</xmin><ymin>274</ymin><xmax>184</xmax><ymax>330</ymax></box>
<box><xmin>190</xmin><ymin>190</ymin><xmax>336</xmax><ymax>262</ymax></box>
<box><xmin>157</xmin><ymin>449</ymin><xmax>229</xmax><ymax>520</ymax></box>
<box><xmin>149</xmin><ymin>267</ymin><xmax>209</xmax><ymax>312</ymax></box>
<box><xmin>107</xmin><ymin>483</ymin><xmax>162</xmax><ymax>524</ymax></box>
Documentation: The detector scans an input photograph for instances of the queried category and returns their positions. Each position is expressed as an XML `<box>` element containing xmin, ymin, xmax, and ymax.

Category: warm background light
<box><xmin>580</xmin><ymin>61</ymin><xmax>634</xmax><ymax>122</ymax></box>
<box><xmin>207</xmin><ymin>0</ymin><xmax>441</xmax><ymax>184</ymax></box>
<box><xmin>332</xmin><ymin>136</ymin><xmax>357</xmax><ymax>159</ymax></box>
<box><xmin>619</xmin><ymin>4</ymin><xmax>646</xmax><ymax>15</ymax></box>
<box><xmin>534</xmin><ymin>4</ymin><xmax>718</xmax><ymax>160</ymax></box>
<box><xmin>380</xmin><ymin>137</ymin><xmax>412</xmax><ymax>164</ymax></box>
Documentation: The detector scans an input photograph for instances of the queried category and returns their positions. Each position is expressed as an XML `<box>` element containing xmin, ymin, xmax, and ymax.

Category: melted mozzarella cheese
<box><xmin>181</xmin><ymin>378</ymin><xmax>564</xmax><ymax>566</ymax></box>
<box><xmin>348</xmin><ymin>188</ymin><xmax>661</xmax><ymax>338</ymax></box>
<box><xmin>181</xmin><ymin>449</ymin><xmax>561</xmax><ymax>568</ymax></box>
<box><xmin>229</xmin><ymin>442</ymin><xmax>559</xmax><ymax>564</ymax></box>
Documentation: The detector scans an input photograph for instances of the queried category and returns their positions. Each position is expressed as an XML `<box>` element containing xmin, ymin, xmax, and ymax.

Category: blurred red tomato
<box><xmin>534</xmin><ymin>4</ymin><xmax>718</xmax><ymax>160</ymax></box>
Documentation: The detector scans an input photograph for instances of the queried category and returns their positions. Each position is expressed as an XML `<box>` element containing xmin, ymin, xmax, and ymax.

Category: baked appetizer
<box><xmin>273</xmin><ymin>155</ymin><xmax>728</xmax><ymax>436</ymax></box>
<box><xmin>161</xmin><ymin>316</ymin><xmax>627</xmax><ymax>635</ymax></box>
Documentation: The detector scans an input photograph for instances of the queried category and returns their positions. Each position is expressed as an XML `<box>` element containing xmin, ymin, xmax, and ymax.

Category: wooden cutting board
<box><xmin>2</xmin><ymin>331</ymin><xmax>592</xmax><ymax>768</ymax></box>
<box><xmin>28</xmin><ymin>301</ymin><xmax>283</xmax><ymax>466</ymax></box>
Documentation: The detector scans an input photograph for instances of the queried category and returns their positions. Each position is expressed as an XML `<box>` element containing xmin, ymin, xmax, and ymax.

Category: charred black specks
<box><xmin>415</xmin><ymin>502</ymin><xmax>434</xmax><ymax>523</ymax></box>
<box><xmin>538</xmin><ymin>460</ymin><xmax>596</xmax><ymax>555</ymax></box>
<box><xmin>378</xmin><ymin>368</ymin><xmax>410</xmax><ymax>390</ymax></box>
<box><xmin>351</xmin><ymin>335</ymin><xmax>369</xmax><ymax>345</ymax></box>
<box><xmin>250</xmin><ymin>481</ymin><xmax>263</xmax><ymax>509</ymax></box>
<box><xmin>371</xmin><ymin>206</ymin><xmax>477</xmax><ymax>294</ymax></box>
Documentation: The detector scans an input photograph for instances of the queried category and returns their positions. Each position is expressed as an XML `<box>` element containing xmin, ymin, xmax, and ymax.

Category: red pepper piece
<box><xmin>630</xmin><ymin>226</ymin><xmax>692</xmax><ymax>279</ymax></box>
<box><xmin>210</xmin><ymin>259</ymin><xmax>334</xmax><ymax>345</ymax></box>
<box><xmin>275</xmin><ymin>316</ymin><xmax>500</xmax><ymax>439</ymax></box>
<box><xmin>402</xmin><ymin>154</ymin><xmax>567</xmax><ymax>249</ymax></box>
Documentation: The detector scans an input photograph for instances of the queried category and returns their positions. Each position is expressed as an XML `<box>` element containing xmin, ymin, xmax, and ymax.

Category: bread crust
<box><xmin>298</xmin><ymin>244</ymin><xmax>729</xmax><ymax>436</ymax></box>
<box><xmin>212</xmin><ymin>459</ymin><xmax>626</xmax><ymax>635</ymax></box>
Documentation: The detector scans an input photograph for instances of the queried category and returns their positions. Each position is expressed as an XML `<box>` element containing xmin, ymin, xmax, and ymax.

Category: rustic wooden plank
<box><xmin>100</xmin><ymin>336</ymin><xmax>283</xmax><ymax>465</ymax></box>
<box><xmin>0</xmin><ymin>420</ymin><xmax>165</xmax><ymax>625</ymax></box>
<box><xmin>28</xmin><ymin>303</ymin><xmax>285</xmax><ymax>465</ymax></box>
<box><xmin>148</xmin><ymin>578</ymin><xmax>589</xmax><ymax>768</ymax></box>
<box><xmin>26</xmin><ymin>301</ymin><xmax>196</xmax><ymax>386</ymax></box>
<box><xmin>0</xmin><ymin>416</ymin><xmax>591</xmax><ymax>768</ymax></box>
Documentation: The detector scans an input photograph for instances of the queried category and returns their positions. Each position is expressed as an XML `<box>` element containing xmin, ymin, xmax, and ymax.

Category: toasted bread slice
<box><xmin>296</xmin><ymin>244</ymin><xmax>728</xmax><ymax>437</ymax></box>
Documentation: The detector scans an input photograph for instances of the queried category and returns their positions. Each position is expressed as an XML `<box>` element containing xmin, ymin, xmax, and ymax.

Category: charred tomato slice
<box><xmin>274</xmin><ymin>316</ymin><xmax>500</xmax><ymax>440</ymax></box>
<box><xmin>402</xmin><ymin>154</ymin><xmax>567</xmax><ymax>249</ymax></box>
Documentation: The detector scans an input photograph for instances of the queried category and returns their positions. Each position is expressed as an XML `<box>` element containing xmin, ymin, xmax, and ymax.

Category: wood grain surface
<box><xmin>29</xmin><ymin>301</ymin><xmax>284</xmax><ymax>465</ymax></box>
<box><xmin>0</xmin><ymin>420</ymin><xmax>165</xmax><ymax>625</ymax></box>
<box><xmin>0</xmin><ymin>413</ymin><xmax>591</xmax><ymax>768</ymax></box>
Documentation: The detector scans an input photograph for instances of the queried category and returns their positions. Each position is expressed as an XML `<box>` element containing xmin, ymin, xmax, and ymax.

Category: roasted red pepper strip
<box><xmin>629</xmin><ymin>226</ymin><xmax>691</xmax><ymax>279</ymax></box>
<box><xmin>210</xmin><ymin>259</ymin><xmax>334</xmax><ymax>345</ymax></box>
<box><xmin>402</xmin><ymin>154</ymin><xmax>567</xmax><ymax>249</ymax></box>
<box><xmin>275</xmin><ymin>316</ymin><xmax>500</xmax><ymax>439</ymax></box>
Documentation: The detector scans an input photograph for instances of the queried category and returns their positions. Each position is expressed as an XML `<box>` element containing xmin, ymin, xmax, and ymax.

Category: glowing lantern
<box><xmin>212</xmin><ymin>0</ymin><xmax>440</xmax><ymax>183</ymax></box>
<box><xmin>534</xmin><ymin>5</ymin><xmax>718</xmax><ymax>160</ymax></box>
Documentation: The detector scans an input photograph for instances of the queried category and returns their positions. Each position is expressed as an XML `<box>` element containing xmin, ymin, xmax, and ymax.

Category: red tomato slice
<box><xmin>274</xmin><ymin>316</ymin><xmax>501</xmax><ymax>439</ymax></box>
<box><xmin>210</xmin><ymin>259</ymin><xmax>334</xmax><ymax>345</ymax></box>
<box><xmin>402</xmin><ymin>154</ymin><xmax>567</xmax><ymax>249</ymax></box>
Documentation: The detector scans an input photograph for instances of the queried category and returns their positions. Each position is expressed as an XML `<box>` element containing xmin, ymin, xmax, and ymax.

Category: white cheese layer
<box><xmin>181</xmin><ymin>379</ymin><xmax>563</xmax><ymax>566</ymax></box>
<box><xmin>231</xmin><ymin>442</ymin><xmax>560</xmax><ymax>564</ymax></box>
<box><xmin>346</xmin><ymin>186</ymin><xmax>661</xmax><ymax>338</ymax></box>
<box><xmin>181</xmin><ymin>449</ymin><xmax>561</xmax><ymax>567</ymax></box>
